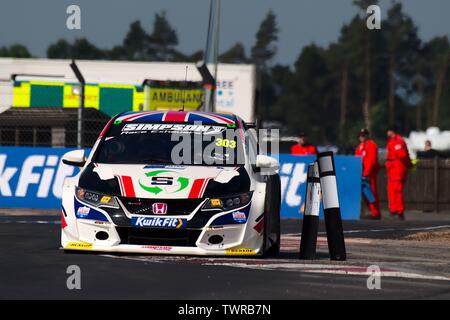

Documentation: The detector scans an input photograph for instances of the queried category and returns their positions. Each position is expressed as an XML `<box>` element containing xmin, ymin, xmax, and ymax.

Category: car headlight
<box><xmin>75</xmin><ymin>187</ymin><xmax>119</xmax><ymax>209</ymax></box>
<box><xmin>203</xmin><ymin>192</ymin><xmax>252</xmax><ymax>211</ymax></box>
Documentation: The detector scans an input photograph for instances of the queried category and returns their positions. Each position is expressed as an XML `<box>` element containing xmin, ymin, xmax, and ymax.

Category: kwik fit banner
<box><xmin>0</xmin><ymin>147</ymin><xmax>362</xmax><ymax>219</ymax></box>
<box><xmin>0</xmin><ymin>147</ymin><xmax>84</xmax><ymax>209</ymax></box>
<box><xmin>279</xmin><ymin>154</ymin><xmax>362</xmax><ymax>220</ymax></box>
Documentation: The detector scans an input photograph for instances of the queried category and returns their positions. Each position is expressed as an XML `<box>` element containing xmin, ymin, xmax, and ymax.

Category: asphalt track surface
<box><xmin>1</xmin><ymin>214</ymin><xmax>450</xmax><ymax>299</ymax></box>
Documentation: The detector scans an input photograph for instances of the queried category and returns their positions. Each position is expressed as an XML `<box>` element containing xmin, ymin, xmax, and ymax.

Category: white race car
<box><xmin>61</xmin><ymin>111</ymin><xmax>281</xmax><ymax>256</ymax></box>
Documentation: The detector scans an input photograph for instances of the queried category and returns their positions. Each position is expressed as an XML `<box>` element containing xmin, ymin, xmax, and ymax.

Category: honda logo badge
<box><xmin>152</xmin><ymin>202</ymin><xmax>168</xmax><ymax>215</ymax></box>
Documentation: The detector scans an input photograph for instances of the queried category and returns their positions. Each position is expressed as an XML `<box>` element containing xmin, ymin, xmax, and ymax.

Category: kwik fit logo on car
<box><xmin>139</xmin><ymin>169</ymin><xmax>189</xmax><ymax>195</ymax></box>
<box><xmin>131</xmin><ymin>216</ymin><xmax>187</xmax><ymax>229</ymax></box>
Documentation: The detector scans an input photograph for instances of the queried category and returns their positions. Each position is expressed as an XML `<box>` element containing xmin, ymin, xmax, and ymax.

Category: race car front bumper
<box><xmin>62</xmin><ymin>213</ymin><xmax>263</xmax><ymax>256</ymax></box>
<box><xmin>62</xmin><ymin>185</ymin><xmax>265</xmax><ymax>256</ymax></box>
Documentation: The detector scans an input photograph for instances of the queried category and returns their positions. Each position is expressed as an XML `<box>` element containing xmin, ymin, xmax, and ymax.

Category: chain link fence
<box><xmin>0</xmin><ymin>79</ymin><xmax>119</xmax><ymax>148</ymax></box>
<box><xmin>0</xmin><ymin>77</ymin><xmax>206</xmax><ymax>148</ymax></box>
<box><xmin>0</xmin><ymin>107</ymin><xmax>109</xmax><ymax>148</ymax></box>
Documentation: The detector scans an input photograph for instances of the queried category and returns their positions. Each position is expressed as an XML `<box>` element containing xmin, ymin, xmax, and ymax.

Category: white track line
<box><xmin>285</xmin><ymin>224</ymin><xmax>450</xmax><ymax>237</ymax></box>
<box><xmin>0</xmin><ymin>220</ymin><xmax>60</xmax><ymax>224</ymax></box>
<box><xmin>205</xmin><ymin>262</ymin><xmax>450</xmax><ymax>281</ymax></box>
<box><xmin>101</xmin><ymin>254</ymin><xmax>450</xmax><ymax>282</ymax></box>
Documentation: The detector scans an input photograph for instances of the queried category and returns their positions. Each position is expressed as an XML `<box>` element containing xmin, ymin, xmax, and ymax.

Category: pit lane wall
<box><xmin>0</xmin><ymin>147</ymin><xmax>362</xmax><ymax>219</ymax></box>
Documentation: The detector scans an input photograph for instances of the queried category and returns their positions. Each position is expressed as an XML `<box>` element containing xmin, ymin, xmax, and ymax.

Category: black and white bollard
<box><xmin>299</xmin><ymin>162</ymin><xmax>321</xmax><ymax>259</ymax></box>
<box><xmin>317</xmin><ymin>152</ymin><xmax>347</xmax><ymax>261</ymax></box>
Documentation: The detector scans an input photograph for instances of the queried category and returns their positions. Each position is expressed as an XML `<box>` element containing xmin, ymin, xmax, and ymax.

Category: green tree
<box><xmin>188</xmin><ymin>50</ymin><xmax>204</xmax><ymax>62</ymax></box>
<box><xmin>108</xmin><ymin>45</ymin><xmax>129</xmax><ymax>61</ymax></box>
<box><xmin>219</xmin><ymin>43</ymin><xmax>247</xmax><ymax>63</ymax></box>
<box><xmin>148</xmin><ymin>11</ymin><xmax>179</xmax><ymax>61</ymax></box>
<box><xmin>327</xmin><ymin>28</ymin><xmax>355</xmax><ymax>143</ymax></box>
<box><xmin>122</xmin><ymin>20</ymin><xmax>150</xmax><ymax>60</ymax></box>
<box><xmin>47</xmin><ymin>38</ymin><xmax>105</xmax><ymax>60</ymax></box>
<box><xmin>171</xmin><ymin>49</ymin><xmax>204</xmax><ymax>62</ymax></box>
<box><xmin>71</xmin><ymin>38</ymin><xmax>106</xmax><ymax>60</ymax></box>
<box><xmin>422</xmin><ymin>37</ymin><xmax>450</xmax><ymax>127</ymax></box>
<box><xmin>353</xmin><ymin>0</ymin><xmax>379</xmax><ymax>132</ymax></box>
<box><xmin>251</xmin><ymin>10</ymin><xmax>278</xmax><ymax>68</ymax></box>
<box><xmin>276</xmin><ymin>45</ymin><xmax>334</xmax><ymax>141</ymax></box>
<box><xmin>324</xmin><ymin>14</ymin><xmax>383</xmax><ymax>143</ymax></box>
<box><xmin>251</xmin><ymin>10</ymin><xmax>279</xmax><ymax>122</ymax></box>
<box><xmin>0</xmin><ymin>44</ymin><xmax>31</xmax><ymax>58</ymax></box>
<box><xmin>385</xmin><ymin>1</ymin><xmax>421</xmax><ymax>127</ymax></box>
<box><xmin>47</xmin><ymin>39</ymin><xmax>72</xmax><ymax>59</ymax></box>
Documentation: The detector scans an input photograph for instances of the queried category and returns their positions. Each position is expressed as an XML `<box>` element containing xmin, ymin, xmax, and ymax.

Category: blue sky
<box><xmin>0</xmin><ymin>0</ymin><xmax>449</xmax><ymax>65</ymax></box>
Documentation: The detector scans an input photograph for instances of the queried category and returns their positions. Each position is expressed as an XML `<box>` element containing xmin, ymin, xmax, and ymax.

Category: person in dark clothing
<box><xmin>418</xmin><ymin>140</ymin><xmax>440</xmax><ymax>159</ymax></box>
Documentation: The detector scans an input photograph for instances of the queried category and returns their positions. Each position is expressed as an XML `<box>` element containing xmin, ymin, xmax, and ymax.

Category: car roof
<box><xmin>115</xmin><ymin>110</ymin><xmax>238</xmax><ymax>125</ymax></box>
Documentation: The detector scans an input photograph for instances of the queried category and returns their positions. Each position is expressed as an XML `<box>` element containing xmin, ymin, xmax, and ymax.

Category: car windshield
<box><xmin>95</xmin><ymin>121</ymin><xmax>246</xmax><ymax>166</ymax></box>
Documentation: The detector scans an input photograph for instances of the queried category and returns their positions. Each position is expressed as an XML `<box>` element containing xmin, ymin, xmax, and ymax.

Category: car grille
<box><xmin>116</xmin><ymin>227</ymin><xmax>202</xmax><ymax>247</ymax></box>
<box><xmin>120</xmin><ymin>198</ymin><xmax>204</xmax><ymax>216</ymax></box>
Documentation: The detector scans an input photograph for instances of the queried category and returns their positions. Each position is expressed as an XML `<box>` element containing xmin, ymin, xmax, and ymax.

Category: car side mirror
<box><xmin>255</xmin><ymin>155</ymin><xmax>279</xmax><ymax>174</ymax></box>
<box><xmin>62</xmin><ymin>150</ymin><xmax>86</xmax><ymax>167</ymax></box>
<box><xmin>245</xmin><ymin>122</ymin><xmax>256</xmax><ymax>129</ymax></box>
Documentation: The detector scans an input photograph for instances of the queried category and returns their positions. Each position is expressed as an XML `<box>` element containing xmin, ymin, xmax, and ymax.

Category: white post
<box><xmin>299</xmin><ymin>162</ymin><xmax>321</xmax><ymax>259</ymax></box>
<box><xmin>317</xmin><ymin>152</ymin><xmax>346</xmax><ymax>261</ymax></box>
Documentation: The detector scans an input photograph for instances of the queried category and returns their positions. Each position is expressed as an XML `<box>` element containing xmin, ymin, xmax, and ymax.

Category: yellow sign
<box><xmin>149</xmin><ymin>88</ymin><xmax>203</xmax><ymax>110</ymax></box>
<box><xmin>64</xmin><ymin>242</ymin><xmax>93</xmax><ymax>250</ymax></box>
<box><xmin>225</xmin><ymin>248</ymin><xmax>257</xmax><ymax>256</ymax></box>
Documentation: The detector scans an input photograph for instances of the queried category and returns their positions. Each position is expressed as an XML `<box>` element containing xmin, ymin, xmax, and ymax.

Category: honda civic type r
<box><xmin>61</xmin><ymin>111</ymin><xmax>281</xmax><ymax>256</ymax></box>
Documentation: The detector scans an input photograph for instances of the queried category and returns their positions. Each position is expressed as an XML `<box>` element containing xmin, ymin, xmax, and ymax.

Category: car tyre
<box><xmin>262</xmin><ymin>173</ymin><xmax>281</xmax><ymax>257</ymax></box>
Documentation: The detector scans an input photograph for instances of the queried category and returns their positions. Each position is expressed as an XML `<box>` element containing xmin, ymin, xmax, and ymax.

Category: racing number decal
<box><xmin>215</xmin><ymin>138</ymin><xmax>237</xmax><ymax>149</ymax></box>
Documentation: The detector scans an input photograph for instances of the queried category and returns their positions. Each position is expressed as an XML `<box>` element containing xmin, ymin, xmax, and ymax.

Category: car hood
<box><xmin>79</xmin><ymin>163</ymin><xmax>250</xmax><ymax>199</ymax></box>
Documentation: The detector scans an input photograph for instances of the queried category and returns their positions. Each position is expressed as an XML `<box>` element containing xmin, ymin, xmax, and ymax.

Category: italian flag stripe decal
<box><xmin>115</xmin><ymin>175</ymin><xmax>136</xmax><ymax>197</ymax></box>
<box><xmin>188</xmin><ymin>178</ymin><xmax>210</xmax><ymax>198</ymax></box>
<box><xmin>122</xmin><ymin>176</ymin><xmax>136</xmax><ymax>197</ymax></box>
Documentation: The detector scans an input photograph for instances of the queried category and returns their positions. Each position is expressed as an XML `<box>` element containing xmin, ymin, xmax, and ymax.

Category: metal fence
<box><xmin>0</xmin><ymin>107</ymin><xmax>110</xmax><ymax>148</ymax></box>
<box><xmin>0</xmin><ymin>76</ymin><xmax>207</xmax><ymax>149</ymax></box>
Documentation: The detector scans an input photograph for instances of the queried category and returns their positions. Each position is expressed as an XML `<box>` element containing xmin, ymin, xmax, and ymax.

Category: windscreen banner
<box><xmin>0</xmin><ymin>147</ymin><xmax>362</xmax><ymax>219</ymax></box>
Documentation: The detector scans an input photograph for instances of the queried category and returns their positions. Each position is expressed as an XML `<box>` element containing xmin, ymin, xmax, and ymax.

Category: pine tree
<box><xmin>47</xmin><ymin>39</ymin><xmax>71</xmax><ymax>59</ymax></box>
<box><xmin>0</xmin><ymin>44</ymin><xmax>32</xmax><ymax>58</ymax></box>
<box><xmin>122</xmin><ymin>20</ymin><xmax>150</xmax><ymax>60</ymax></box>
<box><xmin>219</xmin><ymin>43</ymin><xmax>247</xmax><ymax>63</ymax></box>
<box><xmin>385</xmin><ymin>2</ymin><xmax>421</xmax><ymax>126</ymax></box>
<box><xmin>71</xmin><ymin>38</ymin><xmax>106</xmax><ymax>60</ymax></box>
<box><xmin>354</xmin><ymin>0</ymin><xmax>378</xmax><ymax>131</ymax></box>
<box><xmin>148</xmin><ymin>11</ymin><xmax>179</xmax><ymax>61</ymax></box>
<box><xmin>251</xmin><ymin>10</ymin><xmax>278</xmax><ymax>68</ymax></box>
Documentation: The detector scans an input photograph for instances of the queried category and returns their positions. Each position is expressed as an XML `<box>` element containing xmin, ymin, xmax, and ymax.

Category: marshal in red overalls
<box><xmin>291</xmin><ymin>144</ymin><xmax>318</xmax><ymax>155</ymax></box>
<box><xmin>355</xmin><ymin>130</ymin><xmax>380</xmax><ymax>218</ymax></box>
<box><xmin>291</xmin><ymin>133</ymin><xmax>318</xmax><ymax>155</ymax></box>
<box><xmin>386</xmin><ymin>132</ymin><xmax>410</xmax><ymax>218</ymax></box>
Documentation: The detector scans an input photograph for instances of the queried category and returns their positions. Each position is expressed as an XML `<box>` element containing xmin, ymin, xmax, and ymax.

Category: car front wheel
<box><xmin>262</xmin><ymin>173</ymin><xmax>281</xmax><ymax>257</ymax></box>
